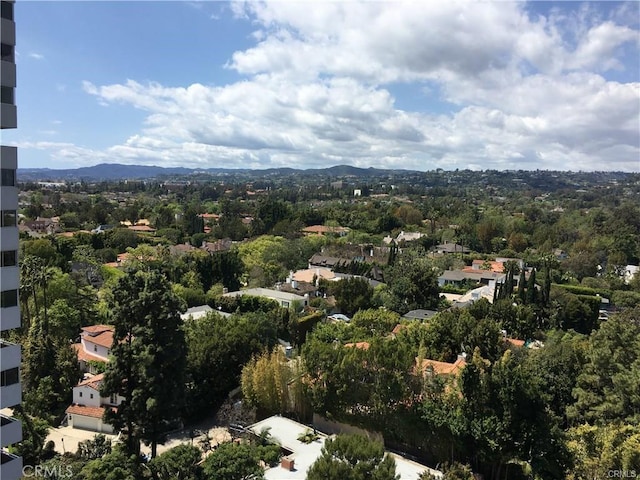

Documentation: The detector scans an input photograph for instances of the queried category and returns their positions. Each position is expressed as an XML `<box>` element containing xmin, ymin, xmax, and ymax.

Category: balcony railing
<box><xmin>0</xmin><ymin>450</ymin><xmax>22</xmax><ymax>480</ymax></box>
<box><xmin>0</xmin><ymin>414</ymin><xmax>22</xmax><ymax>447</ymax></box>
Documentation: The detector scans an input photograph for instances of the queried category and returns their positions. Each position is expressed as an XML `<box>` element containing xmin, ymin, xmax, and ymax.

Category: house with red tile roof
<box><xmin>504</xmin><ymin>338</ymin><xmax>525</xmax><ymax>348</ymax></box>
<box><xmin>74</xmin><ymin>325</ymin><xmax>114</xmax><ymax>373</ymax></box>
<box><xmin>344</xmin><ymin>341</ymin><xmax>371</xmax><ymax>350</ymax></box>
<box><xmin>301</xmin><ymin>225</ymin><xmax>350</xmax><ymax>237</ymax></box>
<box><xmin>127</xmin><ymin>224</ymin><xmax>156</xmax><ymax>233</ymax></box>
<box><xmin>416</xmin><ymin>355</ymin><xmax>467</xmax><ymax>377</ymax></box>
<box><xmin>65</xmin><ymin>373</ymin><xmax>122</xmax><ymax>433</ymax></box>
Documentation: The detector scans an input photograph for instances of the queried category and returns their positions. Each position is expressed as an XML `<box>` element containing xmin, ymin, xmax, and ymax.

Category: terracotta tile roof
<box><xmin>66</xmin><ymin>404</ymin><xmax>116</xmax><ymax>419</ymax></box>
<box><xmin>468</xmin><ymin>260</ymin><xmax>505</xmax><ymax>273</ymax></box>
<box><xmin>78</xmin><ymin>373</ymin><xmax>105</xmax><ymax>391</ymax></box>
<box><xmin>84</xmin><ymin>331</ymin><xmax>114</xmax><ymax>349</ymax></box>
<box><xmin>127</xmin><ymin>225</ymin><xmax>156</xmax><ymax>232</ymax></box>
<box><xmin>73</xmin><ymin>344</ymin><xmax>109</xmax><ymax>363</ymax></box>
<box><xmin>392</xmin><ymin>324</ymin><xmax>406</xmax><ymax>335</ymax></box>
<box><xmin>505</xmin><ymin>338</ymin><xmax>525</xmax><ymax>348</ymax></box>
<box><xmin>417</xmin><ymin>357</ymin><xmax>466</xmax><ymax>376</ymax></box>
<box><xmin>81</xmin><ymin>325</ymin><xmax>114</xmax><ymax>349</ymax></box>
<box><xmin>302</xmin><ymin>225</ymin><xmax>349</xmax><ymax>235</ymax></box>
<box><xmin>199</xmin><ymin>213</ymin><xmax>220</xmax><ymax>220</ymax></box>
<box><xmin>292</xmin><ymin>268</ymin><xmax>336</xmax><ymax>283</ymax></box>
<box><xmin>81</xmin><ymin>325</ymin><xmax>113</xmax><ymax>334</ymax></box>
<box><xmin>344</xmin><ymin>341</ymin><xmax>370</xmax><ymax>350</ymax></box>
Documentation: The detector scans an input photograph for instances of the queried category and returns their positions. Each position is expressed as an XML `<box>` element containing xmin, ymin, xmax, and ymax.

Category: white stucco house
<box><xmin>223</xmin><ymin>288</ymin><xmax>309</xmax><ymax>309</ymax></box>
<box><xmin>249</xmin><ymin>416</ymin><xmax>443</xmax><ymax>480</ymax></box>
<box><xmin>65</xmin><ymin>373</ymin><xmax>123</xmax><ymax>433</ymax></box>
<box><xmin>73</xmin><ymin>325</ymin><xmax>113</xmax><ymax>373</ymax></box>
<box><xmin>67</xmin><ymin>325</ymin><xmax>122</xmax><ymax>433</ymax></box>
<box><xmin>180</xmin><ymin>304</ymin><xmax>214</xmax><ymax>320</ymax></box>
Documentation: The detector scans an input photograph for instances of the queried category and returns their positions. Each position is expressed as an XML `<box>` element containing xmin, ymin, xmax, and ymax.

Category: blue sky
<box><xmin>4</xmin><ymin>1</ymin><xmax>639</xmax><ymax>171</ymax></box>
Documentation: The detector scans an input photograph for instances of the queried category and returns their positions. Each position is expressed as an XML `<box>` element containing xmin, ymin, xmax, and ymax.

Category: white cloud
<box><xmin>29</xmin><ymin>52</ymin><xmax>44</xmax><ymax>60</ymax></box>
<box><xmin>24</xmin><ymin>1</ymin><xmax>640</xmax><ymax>171</ymax></box>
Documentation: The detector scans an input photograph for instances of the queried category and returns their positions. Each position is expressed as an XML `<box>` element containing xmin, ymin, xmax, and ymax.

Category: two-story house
<box><xmin>65</xmin><ymin>373</ymin><xmax>123</xmax><ymax>433</ymax></box>
<box><xmin>72</xmin><ymin>325</ymin><xmax>113</xmax><ymax>373</ymax></box>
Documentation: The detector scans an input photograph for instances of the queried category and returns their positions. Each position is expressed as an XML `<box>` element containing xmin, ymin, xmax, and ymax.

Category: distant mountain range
<box><xmin>18</xmin><ymin>163</ymin><xmax>413</xmax><ymax>181</ymax></box>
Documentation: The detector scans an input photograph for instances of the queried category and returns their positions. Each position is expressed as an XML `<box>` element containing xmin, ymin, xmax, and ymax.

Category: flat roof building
<box><xmin>248</xmin><ymin>416</ymin><xmax>442</xmax><ymax>480</ymax></box>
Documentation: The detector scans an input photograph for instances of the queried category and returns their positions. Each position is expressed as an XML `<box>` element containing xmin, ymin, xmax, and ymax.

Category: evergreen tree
<box><xmin>525</xmin><ymin>268</ymin><xmax>537</xmax><ymax>305</ymax></box>
<box><xmin>307</xmin><ymin>434</ymin><xmax>398</xmax><ymax>480</ymax></box>
<box><xmin>518</xmin><ymin>267</ymin><xmax>526</xmax><ymax>303</ymax></box>
<box><xmin>542</xmin><ymin>264</ymin><xmax>552</xmax><ymax>307</ymax></box>
<box><xmin>101</xmin><ymin>269</ymin><xmax>187</xmax><ymax>458</ymax></box>
<box><xmin>201</xmin><ymin>442</ymin><xmax>265</xmax><ymax>480</ymax></box>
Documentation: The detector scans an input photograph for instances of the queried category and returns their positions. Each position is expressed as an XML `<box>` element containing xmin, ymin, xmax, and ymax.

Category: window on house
<box><xmin>0</xmin><ymin>169</ymin><xmax>15</xmax><ymax>187</ymax></box>
<box><xmin>93</xmin><ymin>345</ymin><xmax>97</xmax><ymax>352</ymax></box>
<box><xmin>1</xmin><ymin>367</ymin><xmax>19</xmax><ymax>386</ymax></box>
<box><xmin>0</xmin><ymin>289</ymin><xmax>18</xmax><ymax>308</ymax></box>
<box><xmin>79</xmin><ymin>392</ymin><xmax>82</xmax><ymax>397</ymax></box>
<box><xmin>90</xmin><ymin>394</ymin><xmax>94</xmax><ymax>399</ymax></box>
<box><xmin>0</xmin><ymin>250</ymin><xmax>16</xmax><ymax>267</ymax></box>
<box><xmin>1</xmin><ymin>210</ymin><xmax>16</xmax><ymax>227</ymax></box>
<box><xmin>110</xmin><ymin>394</ymin><xmax>117</xmax><ymax>405</ymax></box>
<box><xmin>282</xmin><ymin>301</ymin><xmax>290</xmax><ymax>308</ymax></box>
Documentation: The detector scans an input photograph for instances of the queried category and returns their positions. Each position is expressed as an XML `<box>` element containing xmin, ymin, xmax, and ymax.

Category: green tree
<box><xmin>351</xmin><ymin>309</ymin><xmax>400</xmax><ymax>336</ymax></box>
<box><xmin>569</xmin><ymin>307</ymin><xmax>640</xmax><ymax>426</ymax></box>
<box><xmin>10</xmin><ymin>408</ymin><xmax>51</xmax><ymax>467</ymax></box>
<box><xmin>567</xmin><ymin>423</ymin><xmax>640</xmax><ymax>480</ymax></box>
<box><xmin>331</xmin><ymin>277</ymin><xmax>374</xmax><ymax>316</ymax></box>
<box><xmin>149</xmin><ymin>444</ymin><xmax>203</xmax><ymax>480</ymax></box>
<box><xmin>306</xmin><ymin>434</ymin><xmax>399</xmax><ymax>480</ymax></box>
<box><xmin>420</xmin><ymin>463</ymin><xmax>475</xmax><ymax>480</ymax></box>
<box><xmin>525</xmin><ymin>268</ymin><xmax>537</xmax><ymax>305</ymax></box>
<box><xmin>524</xmin><ymin>330</ymin><xmax>588</xmax><ymax>427</ymax></box>
<box><xmin>241</xmin><ymin>348</ymin><xmax>292</xmax><ymax>415</ymax></box>
<box><xmin>104</xmin><ymin>227</ymin><xmax>139</xmax><ymax>252</ymax></box>
<box><xmin>77</xmin><ymin>446</ymin><xmax>142</xmax><ymax>480</ymax></box>
<box><xmin>77</xmin><ymin>434</ymin><xmax>112</xmax><ymax>461</ymax></box>
<box><xmin>101</xmin><ymin>269</ymin><xmax>187</xmax><ymax>458</ymax></box>
<box><xmin>22</xmin><ymin>290</ymin><xmax>81</xmax><ymax>419</ymax></box>
<box><xmin>384</xmin><ymin>249</ymin><xmax>439</xmax><ymax>315</ymax></box>
<box><xmin>459</xmin><ymin>349</ymin><xmax>571</xmax><ymax>480</ymax></box>
<box><xmin>184</xmin><ymin>312</ymin><xmax>277</xmax><ymax>420</ymax></box>
<box><xmin>201</xmin><ymin>442</ymin><xmax>264</xmax><ymax>480</ymax></box>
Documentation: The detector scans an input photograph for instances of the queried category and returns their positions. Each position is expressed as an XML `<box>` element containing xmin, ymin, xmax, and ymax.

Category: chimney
<box><xmin>281</xmin><ymin>457</ymin><xmax>295</xmax><ymax>471</ymax></box>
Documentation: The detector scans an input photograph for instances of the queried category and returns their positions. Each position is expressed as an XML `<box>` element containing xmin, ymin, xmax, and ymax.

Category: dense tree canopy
<box><xmin>307</xmin><ymin>434</ymin><xmax>398</xmax><ymax>480</ymax></box>
<box><xmin>101</xmin><ymin>269</ymin><xmax>187</xmax><ymax>458</ymax></box>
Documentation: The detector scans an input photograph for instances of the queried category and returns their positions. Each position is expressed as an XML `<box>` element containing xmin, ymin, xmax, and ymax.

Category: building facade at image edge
<box><xmin>1</xmin><ymin>1</ymin><xmax>23</xmax><ymax>478</ymax></box>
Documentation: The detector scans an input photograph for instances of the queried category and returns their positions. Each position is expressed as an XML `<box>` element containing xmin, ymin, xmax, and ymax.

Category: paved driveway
<box><xmin>46</xmin><ymin>426</ymin><xmax>117</xmax><ymax>455</ymax></box>
<box><xmin>45</xmin><ymin>425</ymin><xmax>230</xmax><ymax>457</ymax></box>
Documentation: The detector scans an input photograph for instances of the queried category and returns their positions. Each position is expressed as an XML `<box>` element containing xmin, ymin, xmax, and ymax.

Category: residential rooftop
<box><xmin>248</xmin><ymin>416</ymin><xmax>442</xmax><ymax>480</ymax></box>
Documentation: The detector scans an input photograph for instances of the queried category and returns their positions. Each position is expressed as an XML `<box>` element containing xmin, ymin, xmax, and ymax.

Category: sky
<box><xmin>3</xmin><ymin>0</ymin><xmax>640</xmax><ymax>172</ymax></box>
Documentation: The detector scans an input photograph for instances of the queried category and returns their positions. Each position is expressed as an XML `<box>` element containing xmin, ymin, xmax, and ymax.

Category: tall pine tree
<box><xmin>101</xmin><ymin>269</ymin><xmax>187</xmax><ymax>458</ymax></box>
<box><xmin>518</xmin><ymin>267</ymin><xmax>526</xmax><ymax>303</ymax></box>
<box><xmin>525</xmin><ymin>268</ymin><xmax>537</xmax><ymax>305</ymax></box>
